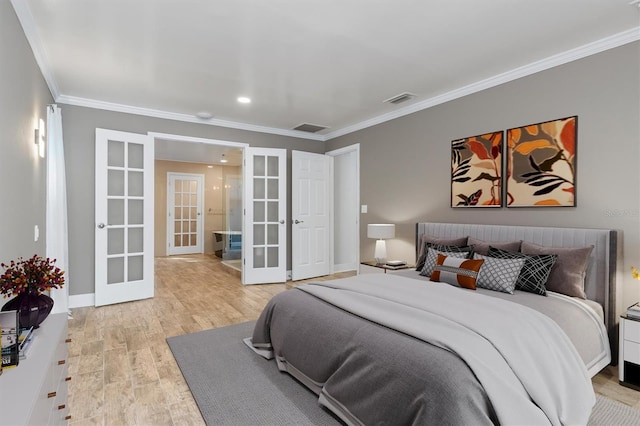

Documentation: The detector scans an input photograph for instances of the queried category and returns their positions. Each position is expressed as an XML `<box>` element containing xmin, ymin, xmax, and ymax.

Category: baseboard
<box><xmin>69</xmin><ymin>293</ymin><xmax>95</xmax><ymax>308</ymax></box>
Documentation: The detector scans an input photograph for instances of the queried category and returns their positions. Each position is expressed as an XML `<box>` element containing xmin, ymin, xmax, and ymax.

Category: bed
<box><xmin>247</xmin><ymin>223</ymin><xmax>619</xmax><ymax>425</ymax></box>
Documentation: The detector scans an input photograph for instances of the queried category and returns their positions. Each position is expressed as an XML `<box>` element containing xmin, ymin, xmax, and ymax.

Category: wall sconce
<box><xmin>34</xmin><ymin>118</ymin><xmax>45</xmax><ymax>158</ymax></box>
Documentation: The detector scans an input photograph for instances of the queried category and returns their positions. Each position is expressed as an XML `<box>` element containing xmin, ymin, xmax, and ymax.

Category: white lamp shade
<box><xmin>367</xmin><ymin>224</ymin><xmax>395</xmax><ymax>239</ymax></box>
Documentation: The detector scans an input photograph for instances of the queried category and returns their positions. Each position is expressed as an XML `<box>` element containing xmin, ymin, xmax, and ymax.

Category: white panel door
<box><xmin>242</xmin><ymin>148</ymin><xmax>287</xmax><ymax>284</ymax></box>
<box><xmin>292</xmin><ymin>151</ymin><xmax>333</xmax><ymax>281</ymax></box>
<box><xmin>167</xmin><ymin>173</ymin><xmax>204</xmax><ymax>255</ymax></box>
<box><xmin>95</xmin><ymin>129</ymin><xmax>154</xmax><ymax>306</ymax></box>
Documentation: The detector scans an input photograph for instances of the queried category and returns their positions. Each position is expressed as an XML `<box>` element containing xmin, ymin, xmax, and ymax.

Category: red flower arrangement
<box><xmin>0</xmin><ymin>255</ymin><xmax>65</xmax><ymax>297</ymax></box>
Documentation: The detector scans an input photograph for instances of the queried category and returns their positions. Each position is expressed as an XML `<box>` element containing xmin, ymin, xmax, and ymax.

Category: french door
<box><xmin>242</xmin><ymin>148</ymin><xmax>287</xmax><ymax>284</ymax></box>
<box><xmin>167</xmin><ymin>173</ymin><xmax>204</xmax><ymax>255</ymax></box>
<box><xmin>94</xmin><ymin>129</ymin><xmax>154</xmax><ymax>306</ymax></box>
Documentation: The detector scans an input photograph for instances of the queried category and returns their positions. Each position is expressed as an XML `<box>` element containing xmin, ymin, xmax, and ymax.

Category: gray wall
<box><xmin>327</xmin><ymin>42</ymin><xmax>640</xmax><ymax>308</ymax></box>
<box><xmin>0</xmin><ymin>3</ymin><xmax>53</xmax><ymax>264</ymax></box>
<box><xmin>61</xmin><ymin>105</ymin><xmax>324</xmax><ymax>295</ymax></box>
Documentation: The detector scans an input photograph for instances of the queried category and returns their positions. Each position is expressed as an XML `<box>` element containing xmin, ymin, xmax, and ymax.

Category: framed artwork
<box><xmin>451</xmin><ymin>131</ymin><xmax>503</xmax><ymax>207</ymax></box>
<box><xmin>506</xmin><ymin>116</ymin><xmax>577</xmax><ymax>207</ymax></box>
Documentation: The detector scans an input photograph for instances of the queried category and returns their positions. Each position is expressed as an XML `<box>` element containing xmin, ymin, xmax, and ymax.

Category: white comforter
<box><xmin>299</xmin><ymin>274</ymin><xmax>595</xmax><ymax>426</ymax></box>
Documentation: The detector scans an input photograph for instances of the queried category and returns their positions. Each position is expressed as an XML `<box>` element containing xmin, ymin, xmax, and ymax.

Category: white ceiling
<box><xmin>13</xmin><ymin>0</ymin><xmax>640</xmax><ymax>141</ymax></box>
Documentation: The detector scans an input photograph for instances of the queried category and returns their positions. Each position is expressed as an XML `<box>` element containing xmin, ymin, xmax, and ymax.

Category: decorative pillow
<box><xmin>520</xmin><ymin>242</ymin><xmax>594</xmax><ymax>299</ymax></box>
<box><xmin>468</xmin><ymin>237</ymin><xmax>522</xmax><ymax>256</ymax></box>
<box><xmin>487</xmin><ymin>247</ymin><xmax>557</xmax><ymax>296</ymax></box>
<box><xmin>419</xmin><ymin>246</ymin><xmax>474</xmax><ymax>277</ymax></box>
<box><xmin>415</xmin><ymin>236</ymin><xmax>468</xmax><ymax>271</ymax></box>
<box><xmin>473</xmin><ymin>253</ymin><xmax>525</xmax><ymax>294</ymax></box>
<box><xmin>430</xmin><ymin>254</ymin><xmax>484</xmax><ymax>290</ymax></box>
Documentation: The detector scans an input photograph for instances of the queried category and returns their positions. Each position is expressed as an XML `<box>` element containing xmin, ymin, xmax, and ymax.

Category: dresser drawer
<box><xmin>51</xmin><ymin>338</ymin><xmax>69</xmax><ymax>385</ymax></box>
<box><xmin>624</xmin><ymin>340</ymin><xmax>640</xmax><ymax>364</ymax></box>
<box><xmin>49</xmin><ymin>377</ymin><xmax>70</xmax><ymax>425</ymax></box>
<box><xmin>29</xmin><ymin>371</ymin><xmax>58</xmax><ymax>426</ymax></box>
<box><xmin>624</xmin><ymin>318</ymin><xmax>640</xmax><ymax>344</ymax></box>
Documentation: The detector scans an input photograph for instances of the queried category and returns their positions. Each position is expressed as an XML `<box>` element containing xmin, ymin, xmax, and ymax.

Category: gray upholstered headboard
<box><xmin>416</xmin><ymin>222</ymin><xmax>619</xmax><ymax>361</ymax></box>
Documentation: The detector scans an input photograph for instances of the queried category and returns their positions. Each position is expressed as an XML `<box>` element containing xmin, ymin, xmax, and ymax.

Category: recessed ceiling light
<box><xmin>220</xmin><ymin>154</ymin><xmax>228</xmax><ymax>163</ymax></box>
<box><xmin>237</xmin><ymin>96</ymin><xmax>251</xmax><ymax>104</ymax></box>
<box><xmin>196</xmin><ymin>111</ymin><xmax>213</xmax><ymax>119</ymax></box>
<box><xmin>207</xmin><ymin>165</ymin><xmax>214</xmax><ymax>168</ymax></box>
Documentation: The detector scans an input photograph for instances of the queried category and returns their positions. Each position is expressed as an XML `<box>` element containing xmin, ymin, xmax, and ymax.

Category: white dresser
<box><xmin>1</xmin><ymin>313</ymin><xmax>70</xmax><ymax>425</ymax></box>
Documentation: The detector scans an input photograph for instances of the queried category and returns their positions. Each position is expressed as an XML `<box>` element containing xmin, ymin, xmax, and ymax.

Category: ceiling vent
<box><xmin>293</xmin><ymin>123</ymin><xmax>329</xmax><ymax>133</ymax></box>
<box><xmin>384</xmin><ymin>92</ymin><xmax>417</xmax><ymax>105</ymax></box>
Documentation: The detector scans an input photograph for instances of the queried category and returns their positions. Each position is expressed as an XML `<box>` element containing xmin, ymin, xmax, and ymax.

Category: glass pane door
<box><xmin>106</xmin><ymin>140</ymin><xmax>145</xmax><ymax>284</ymax></box>
<box><xmin>167</xmin><ymin>173</ymin><xmax>203</xmax><ymax>255</ymax></box>
<box><xmin>95</xmin><ymin>129</ymin><xmax>154</xmax><ymax>306</ymax></box>
<box><xmin>243</xmin><ymin>148</ymin><xmax>286</xmax><ymax>284</ymax></box>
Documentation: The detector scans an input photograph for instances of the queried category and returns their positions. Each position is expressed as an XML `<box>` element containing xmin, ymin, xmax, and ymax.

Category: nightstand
<box><xmin>619</xmin><ymin>315</ymin><xmax>640</xmax><ymax>390</ymax></box>
<box><xmin>359</xmin><ymin>261</ymin><xmax>412</xmax><ymax>275</ymax></box>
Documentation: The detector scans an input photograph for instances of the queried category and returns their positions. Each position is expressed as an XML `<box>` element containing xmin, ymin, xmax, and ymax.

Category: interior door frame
<box><xmin>326</xmin><ymin>143</ymin><xmax>360</xmax><ymax>273</ymax></box>
<box><xmin>166</xmin><ymin>172</ymin><xmax>205</xmax><ymax>256</ymax></box>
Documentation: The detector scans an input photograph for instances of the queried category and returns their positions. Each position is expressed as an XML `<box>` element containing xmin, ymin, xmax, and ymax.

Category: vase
<box><xmin>1</xmin><ymin>293</ymin><xmax>54</xmax><ymax>329</ymax></box>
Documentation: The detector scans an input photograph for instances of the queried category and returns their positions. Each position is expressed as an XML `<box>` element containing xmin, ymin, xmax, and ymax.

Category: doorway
<box><xmin>327</xmin><ymin>144</ymin><xmax>360</xmax><ymax>273</ymax></box>
<box><xmin>151</xmin><ymin>132</ymin><xmax>247</xmax><ymax>272</ymax></box>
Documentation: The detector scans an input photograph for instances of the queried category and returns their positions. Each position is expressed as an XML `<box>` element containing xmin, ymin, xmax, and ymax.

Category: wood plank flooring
<box><xmin>66</xmin><ymin>254</ymin><xmax>640</xmax><ymax>425</ymax></box>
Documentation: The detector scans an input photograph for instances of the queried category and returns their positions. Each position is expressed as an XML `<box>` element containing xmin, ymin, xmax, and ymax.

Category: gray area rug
<box><xmin>167</xmin><ymin>321</ymin><xmax>339</xmax><ymax>425</ymax></box>
<box><xmin>168</xmin><ymin>321</ymin><xmax>640</xmax><ymax>426</ymax></box>
<box><xmin>590</xmin><ymin>395</ymin><xmax>640</xmax><ymax>426</ymax></box>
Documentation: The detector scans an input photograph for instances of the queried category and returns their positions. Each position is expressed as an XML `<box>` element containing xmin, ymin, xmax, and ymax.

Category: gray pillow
<box><xmin>468</xmin><ymin>237</ymin><xmax>521</xmax><ymax>256</ymax></box>
<box><xmin>415</xmin><ymin>236</ymin><xmax>468</xmax><ymax>271</ymax></box>
<box><xmin>420</xmin><ymin>246</ymin><xmax>473</xmax><ymax>277</ymax></box>
<box><xmin>473</xmin><ymin>253</ymin><xmax>525</xmax><ymax>294</ymax></box>
<box><xmin>520</xmin><ymin>242</ymin><xmax>594</xmax><ymax>299</ymax></box>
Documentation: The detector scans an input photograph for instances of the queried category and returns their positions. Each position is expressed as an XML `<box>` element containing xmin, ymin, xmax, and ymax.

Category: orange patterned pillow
<box><xmin>430</xmin><ymin>254</ymin><xmax>484</xmax><ymax>290</ymax></box>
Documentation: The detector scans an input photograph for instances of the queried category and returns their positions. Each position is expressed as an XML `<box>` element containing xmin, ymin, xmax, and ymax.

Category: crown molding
<box><xmin>323</xmin><ymin>26</ymin><xmax>640</xmax><ymax>140</ymax></box>
<box><xmin>11</xmin><ymin>0</ymin><xmax>60</xmax><ymax>99</ymax></box>
<box><xmin>55</xmin><ymin>95</ymin><xmax>325</xmax><ymax>141</ymax></box>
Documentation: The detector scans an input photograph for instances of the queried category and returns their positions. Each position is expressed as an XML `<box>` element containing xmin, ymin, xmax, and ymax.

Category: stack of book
<box><xmin>1</xmin><ymin>310</ymin><xmax>19</xmax><ymax>368</ymax></box>
<box><xmin>627</xmin><ymin>303</ymin><xmax>640</xmax><ymax>319</ymax></box>
<box><xmin>384</xmin><ymin>260</ymin><xmax>407</xmax><ymax>270</ymax></box>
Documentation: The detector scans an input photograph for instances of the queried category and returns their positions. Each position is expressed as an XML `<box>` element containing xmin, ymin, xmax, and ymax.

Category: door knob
<box><xmin>279</xmin><ymin>220</ymin><xmax>285</xmax><ymax>224</ymax></box>
<box><xmin>97</xmin><ymin>223</ymin><xmax>106</xmax><ymax>229</ymax></box>
<box><xmin>294</xmin><ymin>220</ymin><xmax>304</xmax><ymax>224</ymax></box>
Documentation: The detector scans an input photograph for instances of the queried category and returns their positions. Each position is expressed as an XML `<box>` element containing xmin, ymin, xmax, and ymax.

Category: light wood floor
<box><xmin>67</xmin><ymin>254</ymin><xmax>354</xmax><ymax>425</ymax></box>
<box><xmin>67</xmin><ymin>254</ymin><xmax>640</xmax><ymax>425</ymax></box>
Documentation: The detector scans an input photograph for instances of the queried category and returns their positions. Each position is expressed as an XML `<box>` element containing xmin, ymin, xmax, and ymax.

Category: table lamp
<box><xmin>367</xmin><ymin>224</ymin><xmax>395</xmax><ymax>265</ymax></box>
